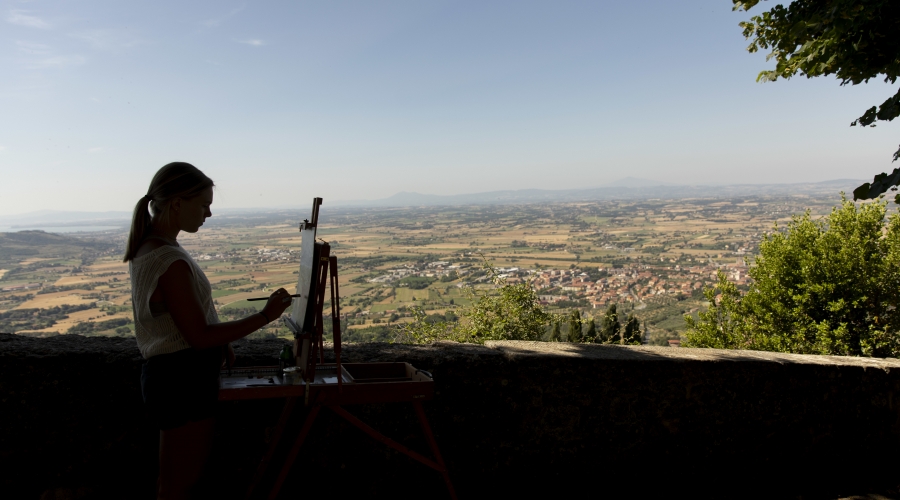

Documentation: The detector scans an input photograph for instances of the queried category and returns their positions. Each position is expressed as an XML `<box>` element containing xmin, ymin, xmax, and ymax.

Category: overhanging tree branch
<box><xmin>731</xmin><ymin>0</ymin><xmax>900</xmax><ymax>198</ymax></box>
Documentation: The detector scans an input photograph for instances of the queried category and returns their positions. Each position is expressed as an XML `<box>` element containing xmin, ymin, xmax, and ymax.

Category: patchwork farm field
<box><xmin>0</xmin><ymin>195</ymin><xmax>841</xmax><ymax>344</ymax></box>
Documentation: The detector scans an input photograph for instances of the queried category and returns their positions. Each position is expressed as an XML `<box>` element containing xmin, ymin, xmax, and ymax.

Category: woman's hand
<box><xmin>261</xmin><ymin>288</ymin><xmax>293</xmax><ymax>323</ymax></box>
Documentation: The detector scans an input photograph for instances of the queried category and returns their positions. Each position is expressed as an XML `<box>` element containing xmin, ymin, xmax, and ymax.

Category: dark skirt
<box><xmin>141</xmin><ymin>347</ymin><xmax>224</xmax><ymax>430</ymax></box>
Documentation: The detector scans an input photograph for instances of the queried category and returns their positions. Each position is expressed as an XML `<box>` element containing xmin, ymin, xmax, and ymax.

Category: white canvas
<box><xmin>290</xmin><ymin>224</ymin><xmax>317</xmax><ymax>331</ymax></box>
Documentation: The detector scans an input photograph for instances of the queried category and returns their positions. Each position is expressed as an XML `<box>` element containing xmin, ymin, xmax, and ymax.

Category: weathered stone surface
<box><xmin>488</xmin><ymin>340</ymin><xmax>900</xmax><ymax>368</ymax></box>
<box><xmin>2</xmin><ymin>333</ymin><xmax>899</xmax><ymax>499</ymax></box>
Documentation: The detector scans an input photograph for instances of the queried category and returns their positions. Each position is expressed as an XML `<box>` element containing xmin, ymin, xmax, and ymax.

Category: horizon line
<box><xmin>0</xmin><ymin>177</ymin><xmax>866</xmax><ymax>220</ymax></box>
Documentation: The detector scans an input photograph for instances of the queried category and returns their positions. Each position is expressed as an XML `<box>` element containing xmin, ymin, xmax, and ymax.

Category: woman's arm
<box><xmin>158</xmin><ymin>260</ymin><xmax>292</xmax><ymax>349</ymax></box>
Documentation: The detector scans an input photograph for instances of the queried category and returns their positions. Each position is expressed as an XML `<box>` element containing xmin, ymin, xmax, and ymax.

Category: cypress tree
<box><xmin>568</xmin><ymin>309</ymin><xmax>583</xmax><ymax>343</ymax></box>
<box><xmin>550</xmin><ymin>320</ymin><xmax>561</xmax><ymax>342</ymax></box>
<box><xmin>585</xmin><ymin>318</ymin><xmax>597</xmax><ymax>343</ymax></box>
<box><xmin>600</xmin><ymin>304</ymin><xmax>620</xmax><ymax>344</ymax></box>
<box><xmin>623</xmin><ymin>314</ymin><xmax>642</xmax><ymax>345</ymax></box>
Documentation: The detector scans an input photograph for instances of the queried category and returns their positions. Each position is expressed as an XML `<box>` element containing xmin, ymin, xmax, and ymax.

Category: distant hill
<box><xmin>0</xmin><ymin>230</ymin><xmax>114</xmax><ymax>266</ymax></box>
<box><xmin>0</xmin><ymin>179</ymin><xmax>865</xmax><ymax>225</ymax></box>
<box><xmin>603</xmin><ymin>177</ymin><xmax>676</xmax><ymax>188</ymax></box>
<box><xmin>0</xmin><ymin>210</ymin><xmax>132</xmax><ymax>228</ymax></box>
<box><xmin>333</xmin><ymin>179</ymin><xmax>864</xmax><ymax>208</ymax></box>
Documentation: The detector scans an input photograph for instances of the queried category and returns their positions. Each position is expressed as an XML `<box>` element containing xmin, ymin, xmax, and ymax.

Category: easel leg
<box><xmin>327</xmin><ymin>405</ymin><xmax>442</xmax><ymax>470</ymax></box>
<box><xmin>413</xmin><ymin>401</ymin><xmax>458</xmax><ymax>500</ymax></box>
<box><xmin>268</xmin><ymin>405</ymin><xmax>321</xmax><ymax>500</ymax></box>
<box><xmin>245</xmin><ymin>397</ymin><xmax>297</xmax><ymax>500</ymax></box>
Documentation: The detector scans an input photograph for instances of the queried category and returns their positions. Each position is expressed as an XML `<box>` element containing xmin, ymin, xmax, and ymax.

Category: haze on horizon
<box><xmin>1</xmin><ymin>0</ymin><xmax>897</xmax><ymax>217</ymax></box>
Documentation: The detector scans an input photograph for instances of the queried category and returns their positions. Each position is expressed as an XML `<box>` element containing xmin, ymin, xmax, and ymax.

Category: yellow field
<box><xmin>88</xmin><ymin>261</ymin><xmax>129</xmax><ymax>273</ymax></box>
<box><xmin>18</xmin><ymin>309</ymin><xmax>97</xmax><ymax>334</ymax></box>
<box><xmin>18</xmin><ymin>258</ymin><xmax>53</xmax><ymax>266</ymax></box>
<box><xmin>0</xmin><ymin>196</ymin><xmax>841</xmax><ymax>338</ymax></box>
<box><xmin>18</xmin><ymin>292</ymin><xmax>97</xmax><ymax>309</ymax></box>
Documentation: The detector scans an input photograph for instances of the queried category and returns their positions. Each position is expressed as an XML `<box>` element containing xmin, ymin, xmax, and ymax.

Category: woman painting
<box><xmin>124</xmin><ymin>162</ymin><xmax>292</xmax><ymax>499</ymax></box>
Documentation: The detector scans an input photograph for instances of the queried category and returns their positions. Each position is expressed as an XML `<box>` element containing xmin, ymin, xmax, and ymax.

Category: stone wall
<box><xmin>2</xmin><ymin>333</ymin><xmax>899</xmax><ymax>499</ymax></box>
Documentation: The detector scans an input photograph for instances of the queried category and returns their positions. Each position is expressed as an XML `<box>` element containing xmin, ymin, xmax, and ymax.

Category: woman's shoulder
<box><xmin>133</xmin><ymin>239</ymin><xmax>182</xmax><ymax>260</ymax></box>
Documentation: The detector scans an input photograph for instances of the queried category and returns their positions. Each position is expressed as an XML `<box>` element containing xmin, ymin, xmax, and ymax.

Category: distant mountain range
<box><xmin>0</xmin><ymin>210</ymin><xmax>133</xmax><ymax>228</ymax></box>
<box><xmin>331</xmin><ymin>178</ymin><xmax>863</xmax><ymax>207</ymax></box>
<box><xmin>0</xmin><ymin>178</ymin><xmax>864</xmax><ymax>227</ymax></box>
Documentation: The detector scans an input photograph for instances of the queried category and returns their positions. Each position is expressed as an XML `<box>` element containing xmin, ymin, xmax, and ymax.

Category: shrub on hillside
<box><xmin>396</xmin><ymin>258</ymin><xmax>550</xmax><ymax>344</ymax></box>
<box><xmin>397</xmin><ymin>276</ymin><xmax>436</xmax><ymax>289</ymax></box>
<box><xmin>685</xmin><ymin>196</ymin><xmax>900</xmax><ymax>357</ymax></box>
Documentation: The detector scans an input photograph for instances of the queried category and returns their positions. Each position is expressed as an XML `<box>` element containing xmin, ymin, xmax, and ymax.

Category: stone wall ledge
<box><xmin>2</xmin><ymin>333</ymin><xmax>899</xmax><ymax>499</ymax></box>
<box><xmin>488</xmin><ymin>339</ymin><xmax>900</xmax><ymax>368</ymax></box>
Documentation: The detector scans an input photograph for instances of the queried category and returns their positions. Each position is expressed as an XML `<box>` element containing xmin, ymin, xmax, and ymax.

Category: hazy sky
<box><xmin>1</xmin><ymin>0</ymin><xmax>897</xmax><ymax>216</ymax></box>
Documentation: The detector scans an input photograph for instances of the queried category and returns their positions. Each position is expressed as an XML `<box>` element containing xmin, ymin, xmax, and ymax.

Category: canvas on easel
<box><xmin>286</xmin><ymin>198</ymin><xmax>322</xmax><ymax>376</ymax></box>
<box><xmin>220</xmin><ymin>197</ymin><xmax>456</xmax><ymax>500</ymax></box>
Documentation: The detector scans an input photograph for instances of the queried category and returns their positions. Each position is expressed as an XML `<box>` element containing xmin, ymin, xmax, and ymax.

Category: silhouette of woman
<box><xmin>124</xmin><ymin>162</ymin><xmax>292</xmax><ymax>500</ymax></box>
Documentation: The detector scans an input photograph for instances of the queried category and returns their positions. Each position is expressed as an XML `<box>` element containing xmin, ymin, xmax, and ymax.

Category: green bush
<box><xmin>397</xmin><ymin>276</ymin><xmax>436</xmax><ymax>289</ymax></box>
<box><xmin>67</xmin><ymin>318</ymin><xmax>131</xmax><ymax>335</ymax></box>
<box><xmin>685</xmin><ymin>196</ymin><xmax>900</xmax><ymax>357</ymax></box>
<box><xmin>395</xmin><ymin>258</ymin><xmax>551</xmax><ymax>344</ymax></box>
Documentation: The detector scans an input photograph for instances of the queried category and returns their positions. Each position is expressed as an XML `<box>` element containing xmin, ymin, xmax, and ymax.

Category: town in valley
<box><xmin>0</xmin><ymin>194</ymin><xmax>842</xmax><ymax>345</ymax></box>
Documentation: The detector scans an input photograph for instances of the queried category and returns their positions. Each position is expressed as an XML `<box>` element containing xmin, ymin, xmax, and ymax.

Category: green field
<box><xmin>0</xmin><ymin>195</ymin><xmax>845</xmax><ymax>342</ymax></box>
<box><xmin>220</xmin><ymin>299</ymin><xmax>264</xmax><ymax>312</ymax></box>
<box><xmin>370</xmin><ymin>303</ymin><xmax>396</xmax><ymax>313</ymax></box>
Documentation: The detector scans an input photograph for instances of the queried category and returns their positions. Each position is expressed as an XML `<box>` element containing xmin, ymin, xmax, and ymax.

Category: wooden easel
<box><xmin>287</xmin><ymin>240</ymin><xmax>343</xmax><ymax>404</ymax></box>
<box><xmin>220</xmin><ymin>198</ymin><xmax>456</xmax><ymax>500</ymax></box>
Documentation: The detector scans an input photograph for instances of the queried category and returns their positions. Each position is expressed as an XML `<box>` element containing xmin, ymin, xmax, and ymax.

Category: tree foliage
<box><xmin>549</xmin><ymin>320</ymin><xmax>561</xmax><ymax>342</ymax></box>
<box><xmin>585</xmin><ymin>318</ymin><xmax>597</xmax><ymax>343</ymax></box>
<box><xmin>568</xmin><ymin>309</ymin><xmax>583</xmax><ymax>342</ymax></box>
<box><xmin>397</xmin><ymin>276</ymin><xmax>436</xmax><ymax>289</ymax></box>
<box><xmin>732</xmin><ymin>0</ymin><xmax>900</xmax><ymax>195</ymax></box>
<box><xmin>598</xmin><ymin>304</ymin><xmax>621</xmax><ymax>344</ymax></box>
<box><xmin>393</xmin><ymin>306</ymin><xmax>457</xmax><ymax>344</ymax></box>
<box><xmin>685</xmin><ymin>196</ymin><xmax>900</xmax><ymax>357</ymax></box>
<box><xmin>395</xmin><ymin>257</ymin><xmax>551</xmax><ymax>344</ymax></box>
<box><xmin>622</xmin><ymin>314</ymin><xmax>642</xmax><ymax>345</ymax></box>
<box><xmin>394</xmin><ymin>259</ymin><xmax>647</xmax><ymax>347</ymax></box>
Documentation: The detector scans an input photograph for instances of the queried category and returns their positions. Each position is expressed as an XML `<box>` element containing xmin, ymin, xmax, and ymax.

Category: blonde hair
<box><xmin>123</xmin><ymin>162</ymin><xmax>214</xmax><ymax>262</ymax></box>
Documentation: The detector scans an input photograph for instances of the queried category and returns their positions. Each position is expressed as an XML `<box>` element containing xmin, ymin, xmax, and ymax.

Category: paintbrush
<box><xmin>247</xmin><ymin>294</ymin><xmax>302</xmax><ymax>302</ymax></box>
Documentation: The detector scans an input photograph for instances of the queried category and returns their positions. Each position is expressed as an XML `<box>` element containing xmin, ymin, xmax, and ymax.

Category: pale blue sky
<box><xmin>0</xmin><ymin>0</ymin><xmax>897</xmax><ymax>216</ymax></box>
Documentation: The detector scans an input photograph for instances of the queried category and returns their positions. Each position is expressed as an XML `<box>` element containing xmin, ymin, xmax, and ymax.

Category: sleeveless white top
<box><xmin>128</xmin><ymin>244</ymin><xmax>219</xmax><ymax>359</ymax></box>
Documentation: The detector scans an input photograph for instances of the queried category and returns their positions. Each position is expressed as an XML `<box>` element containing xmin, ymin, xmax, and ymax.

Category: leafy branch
<box><xmin>394</xmin><ymin>254</ymin><xmax>552</xmax><ymax>344</ymax></box>
<box><xmin>732</xmin><ymin>0</ymin><xmax>900</xmax><ymax>196</ymax></box>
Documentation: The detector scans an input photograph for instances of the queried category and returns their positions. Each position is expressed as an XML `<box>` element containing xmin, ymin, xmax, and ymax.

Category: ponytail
<box><xmin>122</xmin><ymin>162</ymin><xmax>214</xmax><ymax>262</ymax></box>
<box><xmin>123</xmin><ymin>195</ymin><xmax>153</xmax><ymax>262</ymax></box>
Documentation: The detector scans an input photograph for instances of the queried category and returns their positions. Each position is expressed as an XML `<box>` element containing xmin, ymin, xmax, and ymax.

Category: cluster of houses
<box><xmin>367</xmin><ymin>258</ymin><xmax>750</xmax><ymax>309</ymax></box>
<box><xmin>1</xmin><ymin>282</ymin><xmax>41</xmax><ymax>292</ymax></box>
<box><xmin>253</xmin><ymin>248</ymin><xmax>293</xmax><ymax>262</ymax></box>
<box><xmin>190</xmin><ymin>252</ymin><xmax>222</xmax><ymax>262</ymax></box>
<box><xmin>526</xmin><ymin>262</ymin><xmax>748</xmax><ymax>308</ymax></box>
<box><xmin>188</xmin><ymin>247</ymin><xmax>293</xmax><ymax>263</ymax></box>
<box><xmin>367</xmin><ymin>261</ymin><xmax>469</xmax><ymax>284</ymax></box>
